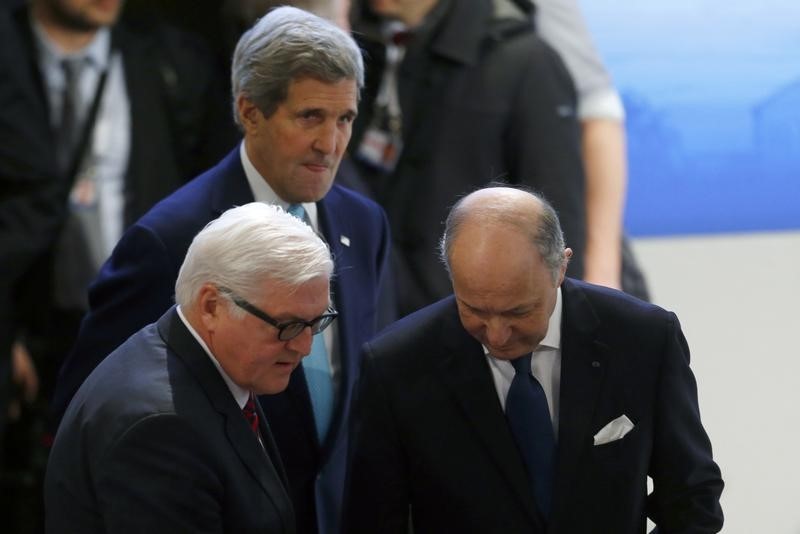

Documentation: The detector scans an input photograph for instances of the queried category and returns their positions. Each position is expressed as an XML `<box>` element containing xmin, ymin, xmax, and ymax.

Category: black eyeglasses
<box><xmin>220</xmin><ymin>288</ymin><xmax>338</xmax><ymax>341</ymax></box>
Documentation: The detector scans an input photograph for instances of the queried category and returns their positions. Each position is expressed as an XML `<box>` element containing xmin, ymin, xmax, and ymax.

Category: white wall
<box><xmin>632</xmin><ymin>231</ymin><xmax>800</xmax><ymax>534</ymax></box>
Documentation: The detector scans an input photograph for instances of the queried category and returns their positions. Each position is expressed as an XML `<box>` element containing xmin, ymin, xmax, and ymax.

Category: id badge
<box><xmin>356</xmin><ymin>126</ymin><xmax>402</xmax><ymax>173</ymax></box>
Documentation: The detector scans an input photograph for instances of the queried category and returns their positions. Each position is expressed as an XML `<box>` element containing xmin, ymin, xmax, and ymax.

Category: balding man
<box><xmin>346</xmin><ymin>186</ymin><xmax>724</xmax><ymax>533</ymax></box>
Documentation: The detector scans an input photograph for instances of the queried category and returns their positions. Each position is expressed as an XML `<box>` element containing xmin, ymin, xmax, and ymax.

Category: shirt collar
<box><xmin>176</xmin><ymin>305</ymin><xmax>250</xmax><ymax>409</ymax></box>
<box><xmin>540</xmin><ymin>286</ymin><xmax>563</xmax><ymax>350</ymax></box>
<box><xmin>239</xmin><ymin>142</ymin><xmax>319</xmax><ymax>229</ymax></box>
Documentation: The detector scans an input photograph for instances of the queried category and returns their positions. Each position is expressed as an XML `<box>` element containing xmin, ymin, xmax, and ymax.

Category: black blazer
<box><xmin>45</xmin><ymin>307</ymin><xmax>295</xmax><ymax>532</ymax></box>
<box><xmin>346</xmin><ymin>279</ymin><xmax>724</xmax><ymax>533</ymax></box>
<box><xmin>0</xmin><ymin>3</ymin><xmax>236</xmax><ymax>346</ymax></box>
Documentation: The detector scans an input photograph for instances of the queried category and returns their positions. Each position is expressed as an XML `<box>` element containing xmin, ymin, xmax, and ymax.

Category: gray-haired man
<box><xmin>347</xmin><ymin>186</ymin><xmax>723</xmax><ymax>533</ymax></box>
<box><xmin>47</xmin><ymin>202</ymin><xmax>333</xmax><ymax>532</ymax></box>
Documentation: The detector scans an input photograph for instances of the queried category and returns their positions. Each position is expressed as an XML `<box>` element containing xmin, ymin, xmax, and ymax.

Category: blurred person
<box><xmin>220</xmin><ymin>0</ymin><xmax>351</xmax><ymax>45</ymax></box>
<box><xmin>536</xmin><ymin>0</ymin><xmax>649</xmax><ymax>300</ymax></box>
<box><xmin>349</xmin><ymin>0</ymin><xmax>586</xmax><ymax>317</ymax></box>
<box><xmin>1</xmin><ymin>0</ymin><xmax>235</xmax><ymax>389</ymax></box>
<box><xmin>120</xmin><ymin>0</ymin><xmax>352</xmax><ymax>92</ymax></box>
<box><xmin>346</xmin><ymin>186</ymin><xmax>724</xmax><ymax>533</ymax></box>
<box><xmin>0</xmin><ymin>0</ymin><xmax>235</xmax><ymax>526</ymax></box>
<box><xmin>52</xmin><ymin>7</ymin><xmax>390</xmax><ymax>534</ymax></box>
<box><xmin>45</xmin><ymin>202</ymin><xmax>328</xmax><ymax>532</ymax></box>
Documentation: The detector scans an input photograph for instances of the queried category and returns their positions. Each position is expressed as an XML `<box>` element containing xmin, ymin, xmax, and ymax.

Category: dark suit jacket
<box><xmin>346</xmin><ymin>279</ymin><xmax>724</xmax><ymax>533</ymax></box>
<box><xmin>0</xmin><ymin>3</ymin><xmax>236</xmax><ymax>360</ymax></box>
<box><xmin>45</xmin><ymin>307</ymin><xmax>294</xmax><ymax>532</ymax></box>
<box><xmin>53</xmin><ymin>147</ymin><xmax>391</xmax><ymax>534</ymax></box>
<box><xmin>351</xmin><ymin>0</ymin><xmax>586</xmax><ymax>316</ymax></box>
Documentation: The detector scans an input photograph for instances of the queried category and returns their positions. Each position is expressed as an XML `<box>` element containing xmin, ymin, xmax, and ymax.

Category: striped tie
<box><xmin>242</xmin><ymin>394</ymin><xmax>259</xmax><ymax>437</ymax></box>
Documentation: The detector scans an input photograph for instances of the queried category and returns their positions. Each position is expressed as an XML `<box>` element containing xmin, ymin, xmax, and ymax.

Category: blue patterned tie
<box><xmin>287</xmin><ymin>203</ymin><xmax>335</xmax><ymax>442</ymax></box>
<box><xmin>506</xmin><ymin>353</ymin><xmax>556</xmax><ymax>520</ymax></box>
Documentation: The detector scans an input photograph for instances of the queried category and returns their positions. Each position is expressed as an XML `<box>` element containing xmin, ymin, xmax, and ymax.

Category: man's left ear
<box><xmin>237</xmin><ymin>95</ymin><xmax>261</xmax><ymax>135</ymax></box>
<box><xmin>197</xmin><ymin>284</ymin><xmax>224</xmax><ymax>331</ymax></box>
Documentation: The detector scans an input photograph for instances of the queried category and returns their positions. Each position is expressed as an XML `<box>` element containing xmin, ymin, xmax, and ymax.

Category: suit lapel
<box><xmin>157</xmin><ymin>308</ymin><xmax>294</xmax><ymax>530</ymax></box>
<box><xmin>255</xmin><ymin>400</ymin><xmax>291</xmax><ymax>489</ymax></box>
<box><xmin>434</xmin><ymin>299</ymin><xmax>544</xmax><ymax>530</ymax></box>
<box><xmin>549</xmin><ymin>280</ymin><xmax>609</xmax><ymax>525</ymax></box>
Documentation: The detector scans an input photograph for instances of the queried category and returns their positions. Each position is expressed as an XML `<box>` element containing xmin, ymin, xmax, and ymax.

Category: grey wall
<box><xmin>633</xmin><ymin>230</ymin><xmax>800</xmax><ymax>534</ymax></box>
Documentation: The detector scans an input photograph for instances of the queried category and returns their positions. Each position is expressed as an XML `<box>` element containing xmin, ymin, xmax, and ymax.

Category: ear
<box><xmin>237</xmin><ymin>95</ymin><xmax>262</xmax><ymax>135</ymax></box>
<box><xmin>558</xmin><ymin>248</ymin><xmax>573</xmax><ymax>286</ymax></box>
<box><xmin>197</xmin><ymin>283</ymin><xmax>225</xmax><ymax>332</ymax></box>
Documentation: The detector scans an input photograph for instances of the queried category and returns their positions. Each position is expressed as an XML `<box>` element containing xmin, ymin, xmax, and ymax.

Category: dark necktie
<box><xmin>57</xmin><ymin>57</ymin><xmax>86</xmax><ymax>174</ymax></box>
<box><xmin>242</xmin><ymin>394</ymin><xmax>260</xmax><ymax>437</ymax></box>
<box><xmin>505</xmin><ymin>353</ymin><xmax>556</xmax><ymax>520</ymax></box>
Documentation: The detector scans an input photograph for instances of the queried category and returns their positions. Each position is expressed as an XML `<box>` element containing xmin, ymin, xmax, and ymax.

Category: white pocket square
<box><xmin>593</xmin><ymin>414</ymin><xmax>635</xmax><ymax>446</ymax></box>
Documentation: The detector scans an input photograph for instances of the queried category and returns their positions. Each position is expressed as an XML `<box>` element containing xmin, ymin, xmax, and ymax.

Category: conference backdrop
<box><xmin>584</xmin><ymin>0</ymin><xmax>800</xmax><ymax>236</ymax></box>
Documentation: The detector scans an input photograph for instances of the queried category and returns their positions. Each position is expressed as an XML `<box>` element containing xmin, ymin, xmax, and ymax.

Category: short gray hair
<box><xmin>438</xmin><ymin>186</ymin><xmax>568</xmax><ymax>284</ymax></box>
<box><xmin>175</xmin><ymin>202</ymin><xmax>333</xmax><ymax>310</ymax></box>
<box><xmin>231</xmin><ymin>5</ymin><xmax>364</xmax><ymax>127</ymax></box>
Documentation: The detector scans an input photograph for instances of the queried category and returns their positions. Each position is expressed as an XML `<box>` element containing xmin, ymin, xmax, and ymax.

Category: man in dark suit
<box><xmin>349</xmin><ymin>0</ymin><xmax>586</xmax><ymax>317</ymax></box>
<box><xmin>346</xmin><ymin>186</ymin><xmax>724</xmax><ymax>533</ymax></box>
<box><xmin>45</xmin><ymin>202</ymin><xmax>332</xmax><ymax>532</ymax></box>
<box><xmin>52</xmin><ymin>7</ymin><xmax>390</xmax><ymax>534</ymax></box>
<box><xmin>0</xmin><ymin>3</ymin><xmax>235</xmax><ymax>524</ymax></box>
<box><xmin>0</xmin><ymin>0</ymin><xmax>235</xmax><ymax>432</ymax></box>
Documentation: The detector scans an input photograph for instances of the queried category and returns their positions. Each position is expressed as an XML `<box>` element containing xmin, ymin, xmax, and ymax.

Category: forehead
<box><xmin>255</xmin><ymin>274</ymin><xmax>331</xmax><ymax>312</ymax></box>
<box><xmin>450</xmin><ymin>223</ymin><xmax>553</xmax><ymax>307</ymax></box>
<box><xmin>282</xmin><ymin>77</ymin><xmax>358</xmax><ymax>111</ymax></box>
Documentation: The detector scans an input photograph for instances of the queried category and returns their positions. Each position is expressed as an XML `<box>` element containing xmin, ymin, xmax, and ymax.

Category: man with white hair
<box><xmin>46</xmin><ymin>202</ymin><xmax>332</xmax><ymax>532</ymax></box>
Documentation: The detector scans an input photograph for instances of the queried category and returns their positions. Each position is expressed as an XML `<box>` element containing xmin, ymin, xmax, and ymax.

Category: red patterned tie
<box><xmin>242</xmin><ymin>394</ymin><xmax>259</xmax><ymax>436</ymax></box>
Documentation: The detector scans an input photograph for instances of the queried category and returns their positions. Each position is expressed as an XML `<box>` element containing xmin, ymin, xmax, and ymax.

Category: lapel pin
<box><xmin>340</xmin><ymin>235</ymin><xmax>351</xmax><ymax>247</ymax></box>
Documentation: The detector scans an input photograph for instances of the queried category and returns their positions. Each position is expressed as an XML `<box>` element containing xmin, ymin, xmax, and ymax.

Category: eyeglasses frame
<box><xmin>219</xmin><ymin>287</ymin><xmax>338</xmax><ymax>341</ymax></box>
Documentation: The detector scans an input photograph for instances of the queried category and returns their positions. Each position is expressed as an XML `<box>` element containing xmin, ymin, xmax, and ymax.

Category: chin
<box><xmin>262</xmin><ymin>377</ymin><xmax>293</xmax><ymax>395</ymax></box>
<box><xmin>487</xmin><ymin>344</ymin><xmax>536</xmax><ymax>360</ymax></box>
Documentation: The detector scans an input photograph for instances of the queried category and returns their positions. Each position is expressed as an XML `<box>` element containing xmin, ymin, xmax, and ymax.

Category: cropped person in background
<box><xmin>346</xmin><ymin>186</ymin><xmax>724</xmax><ymax>533</ymax></box>
<box><xmin>53</xmin><ymin>7</ymin><xmax>390</xmax><ymax>534</ymax></box>
<box><xmin>535</xmin><ymin>0</ymin><xmax>649</xmax><ymax>300</ymax></box>
<box><xmin>349</xmin><ymin>0</ymin><xmax>587</xmax><ymax>318</ymax></box>
<box><xmin>0</xmin><ymin>0</ymin><xmax>235</xmax><ymax>527</ymax></box>
<box><xmin>46</xmin><ymin>203</ymin><xmax>324</xmax><ymax>532</ymax></box>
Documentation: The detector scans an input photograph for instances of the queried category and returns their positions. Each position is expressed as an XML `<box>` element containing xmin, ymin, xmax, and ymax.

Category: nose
<box><xmin>484</xmin><ymin>317</ymin><xmax>512</xmax><ymax>347</ymax></box>
<box><xmin>286</xmin><ymin>326</ymin><xmax>314</xmax><ymax>357</ymax></box>
<box><xmin>312</xmin><ymin>121</ymin><xmax>338</xmax><ymax>156</ymax></box>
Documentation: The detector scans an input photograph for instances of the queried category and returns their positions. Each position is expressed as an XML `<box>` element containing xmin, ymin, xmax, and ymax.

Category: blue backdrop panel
<box><xmin>583</xmin><ymin>1</ymin><xmax>800</xmax><ymax>237</ymax></box>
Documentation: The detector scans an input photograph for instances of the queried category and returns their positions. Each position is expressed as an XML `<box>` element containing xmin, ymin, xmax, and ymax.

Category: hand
<box><xmin>8</xmin><ymin>341</ymin><xmax>39</xmax><ymax>420</ymax></box>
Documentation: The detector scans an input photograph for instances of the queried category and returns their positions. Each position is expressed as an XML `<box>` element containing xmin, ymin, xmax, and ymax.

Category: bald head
<box><xmin>439</xmin><ymin>187</ymin><xmax>570</xmax><ymax>284</ymax></box>
<box><xmin>441</xmin><ymin>187</ymin><xmax>571</xmax><ymax>358</ymax></box>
